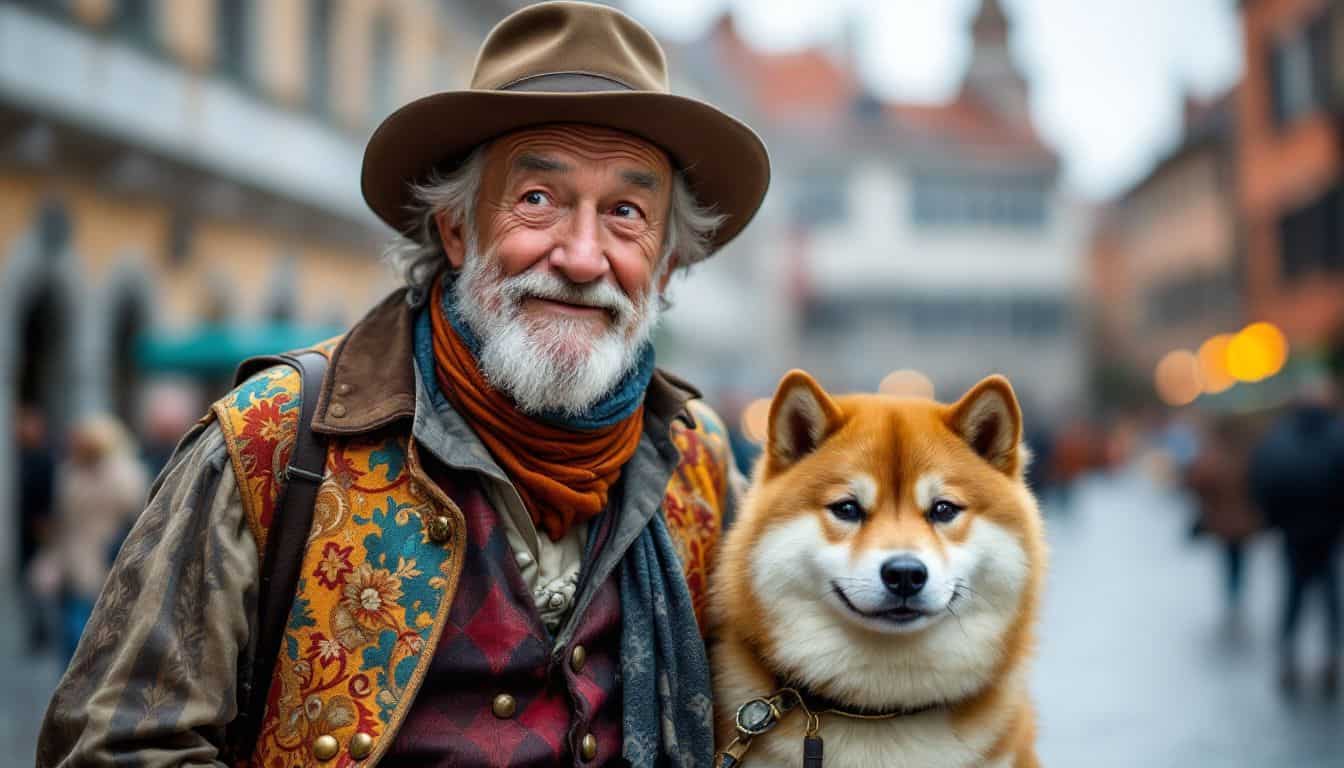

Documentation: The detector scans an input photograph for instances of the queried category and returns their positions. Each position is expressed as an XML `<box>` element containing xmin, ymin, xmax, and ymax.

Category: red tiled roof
<box><xmin>707</xmin><ymin>13</ymin><xmax>1052</xmax><ymax>158</ymax></box>
<box><xmin>708</xmin><ymin>15</ymin><xmax>856</xmax><ymax>118</ymax></box>
<box><xmin>887</xmin><ymin>95</ymin><xmax>1052</xmax><ymax>156</ymax></box>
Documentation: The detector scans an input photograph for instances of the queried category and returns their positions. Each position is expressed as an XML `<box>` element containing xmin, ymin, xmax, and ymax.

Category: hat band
<box><xmin>498</xmin><ymin>71</ymin><xmax>638</xmax><ymax>93</ymax></box>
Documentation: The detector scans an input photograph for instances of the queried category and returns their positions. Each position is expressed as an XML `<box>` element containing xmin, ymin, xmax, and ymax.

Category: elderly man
<box><xmin>37</xmin><ymin>3</ymin><xmax>768</xmax><ymax>767</ymax></box>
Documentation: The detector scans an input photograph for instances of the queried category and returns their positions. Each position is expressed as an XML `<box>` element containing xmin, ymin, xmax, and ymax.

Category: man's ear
<box><xmin>767</xmin><ymin>370</ymin><xmax>843</xmax><ymax>471</ymax></box>
<box><xmin>434</xmin><ymin>209</ymin><xmax>467</xmax><ymax>270</ymax></box>
<box><xmin>947</xmin><ymin>375</ymin><xmax>1023</xmax><ymax>476</ymax></box>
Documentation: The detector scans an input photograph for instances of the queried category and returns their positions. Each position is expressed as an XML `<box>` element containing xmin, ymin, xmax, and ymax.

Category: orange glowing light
<box><xmin>1227</xmin><ymin>322</ymin><xmax>1289</xmax><ymax>382</ymax></box>
<box><xmin>1155</xmin><ymin>350</ymin><xmax>1202</xmax><ymax>407</ymax></box>
<box><xmin>1197</xmin><ymin>334</ymin><xmax>1235</xmax><ymax>394</ymax></box>
<box><xmin>878</xmin><ymin>369</ymin><xmax>936</xmax><ymax>399</ymax></box>
<box><xmin>741</xmin><ymin>398</ymin><xmax>772</xmax><ymax>445</ymax></box>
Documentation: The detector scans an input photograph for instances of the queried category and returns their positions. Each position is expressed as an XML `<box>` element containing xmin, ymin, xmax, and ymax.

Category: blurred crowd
<box><xmin>1175</xmin><ymin>373</ymin><xmax>1344</xmax><ymax>698</ymax></box>
<box><xmin>13</xmin><ymin>382</ymin><xmax>199</xmax><ymax>664</ymax></box>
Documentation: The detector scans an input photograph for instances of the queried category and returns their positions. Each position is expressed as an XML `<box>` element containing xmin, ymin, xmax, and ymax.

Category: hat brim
<box><xmin>361</xmin><ymin>90</ymin><xmax>770</xmax><ymax>254</ymax></box>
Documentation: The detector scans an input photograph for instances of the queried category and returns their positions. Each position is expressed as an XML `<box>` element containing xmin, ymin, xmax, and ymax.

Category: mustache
<box><xmin>497</xmin><ymin>270</ymin><xmax>636</xmax><ymax>323</ymax></box>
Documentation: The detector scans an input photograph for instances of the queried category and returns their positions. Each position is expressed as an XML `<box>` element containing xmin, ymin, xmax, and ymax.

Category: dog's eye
<box><xmin>929</xmin><ymin>500</ymin><xmax>963</xmax><ymax>524</ymax></box>
<box><xmin>826</xmin><ymin>499</ymin><xmax>865</xmax><ymax>523</ymax></box>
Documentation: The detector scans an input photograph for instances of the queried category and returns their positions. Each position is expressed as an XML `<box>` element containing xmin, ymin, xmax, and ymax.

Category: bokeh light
<box><xmin>1196</xmin><ymin>334</ymin><xmax>1236</xmax><ymax>394</ymax></box>
<box><xmin>1226</xmin><ymin>322</ymin><xmax>1288</xmax><ymax>382</ymax></box>
<box><xmin>741</xmin><ymin>398</ymin><xmax>772</xmax><ymax>445</ymax></box>
<box><xmin>878</xmin><ymin>369</ymin><xmax>936</xmax><ymax>399</ymax></box>
<box><xmin>1154</xmin><ymin>350</ymin><xmax>1202</xmax><ymax>406</ymax></box>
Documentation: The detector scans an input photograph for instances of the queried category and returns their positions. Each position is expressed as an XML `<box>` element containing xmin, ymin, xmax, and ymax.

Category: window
<box><xmin>793</xmin><ymin>170</ymin><xmax>849</xmax><ymax>227</ymax></box>
<box><xmin>1270</xmin><ymin>13</ymin><xmax>1331</xmax><ymax>127</ymax></box>
<box><xmin>369</xmin><ymin>13</ymin><xmax>397</xmax><ymax>120</ymax></box>
<box><xmin>911</xmin><ymin>173</ymin><xmax>1048</xmax><ymax>230</ymax></box>
<box><xmin>308</xmin><ymin>0</ymin><xmax>332</xmax><ymax>115</ymax></box>
<box><xmin>1277</xmin><ymin>184</ymin><xmax>1343</xmax><ymax>280</ymax></box>
<box><xmin>216</xmin><ymin>0</ymin><xmax>252</xmax><ymax>84</ymax></box>
<box><xmin>114</xmin><ymin>0</ymin><xmax>154</xmax><ymax>48</ymax></box>
<box><xmin>1142</xmin><ymin>269</ymin><xmax>1239</xmax><ymax>329</ymax></box>
<box><xmin>803</xmin><ymin>293</ymin><xmax>1069</xmax><ymax>337</ymax></box>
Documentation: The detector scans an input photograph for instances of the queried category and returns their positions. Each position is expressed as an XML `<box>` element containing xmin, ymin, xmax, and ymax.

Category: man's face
<box><xmin>436</xmin><ymin>124</ymin><xmax>676</xmax><ymax>415</ymax></box>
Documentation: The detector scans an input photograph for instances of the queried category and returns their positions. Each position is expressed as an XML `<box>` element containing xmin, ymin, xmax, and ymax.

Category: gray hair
<box><xmin>383</xmin><ymin>142</ymin><xmax>726</xmax><ymax>294</ymax></box>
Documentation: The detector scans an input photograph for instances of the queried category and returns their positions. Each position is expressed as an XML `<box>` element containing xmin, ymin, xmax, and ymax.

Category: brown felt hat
<box><xmin>361</xmin><ymin>1</ymin><xmax>770</xmax><ymax>256</ymax></box>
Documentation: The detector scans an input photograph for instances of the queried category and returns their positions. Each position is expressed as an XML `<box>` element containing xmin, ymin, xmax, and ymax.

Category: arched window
<box><xmin>216</xmin><ymin>0</ymin><xmax>253</xmax><ymax>84</ymax></box>
<box><xmin>308</xmin><ymin>0</ymin><xmax>333</xmax><ymax>115</ymax></box>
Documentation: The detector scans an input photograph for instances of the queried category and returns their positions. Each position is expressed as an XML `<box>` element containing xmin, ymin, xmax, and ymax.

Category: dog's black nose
<box><xmin>880</xmin><ymin>556</ymin><xmax>928</xmax><ymax>598</ymax></box>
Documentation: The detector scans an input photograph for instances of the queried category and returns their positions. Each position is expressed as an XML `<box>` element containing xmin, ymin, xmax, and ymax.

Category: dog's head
<box><xmin>719</xmin><ymin>370</ymin><xmax>1045</xmax><ymax>707</ymax></box>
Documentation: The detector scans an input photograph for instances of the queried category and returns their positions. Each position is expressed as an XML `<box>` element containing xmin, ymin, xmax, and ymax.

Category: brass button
<box><xmin>426</xmin><ymin>515</ymin><xmax>452</xmax><ymax>543</ymax></box>
<box><xmin>580</xmin><ymin>732</ymin><xmax>598</xmax><ymax>761</ymax></box>
<box><xmin>569</xmin><ymin>645</ymin><xmax>587</xmax><ymax>674</ymax></box>
<box><xmin>312</xmin><ymin>734</ymin><xmax>339</xmax><ymax>761</ymax></box>
<box><xmin>492</xmin><ymin>693</ymin><xmax>517</xmax><ymax>719</ymax></box>
<box><xmin>329</xmin><ymin>403</ymin><xmax>347</xmax><ymax>418</ymax></box>
<box><xmin>348</xmin><ymin>731</ymin><xmax>374</xmax><ymax>760</ymax></box>
<box><xmin>336</xmin><ymin>383</ymin><xmax>353</xmax><ymax>396</ymax></box>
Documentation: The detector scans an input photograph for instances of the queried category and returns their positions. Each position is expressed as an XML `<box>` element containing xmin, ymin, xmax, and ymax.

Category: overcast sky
<box><xmin>625</xmin><ymin>0</ymin><xmax>1243</xmax><ymax>200</ymax></box>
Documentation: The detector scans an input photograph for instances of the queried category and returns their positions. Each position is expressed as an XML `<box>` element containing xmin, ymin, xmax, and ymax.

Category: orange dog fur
<box><xmin>711</xmin><ymin>371</ymin><xmax>1046</xmax><ymax>767</ymax></box>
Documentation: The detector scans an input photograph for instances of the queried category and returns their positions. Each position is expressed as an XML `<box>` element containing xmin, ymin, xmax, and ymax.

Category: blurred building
<box><xmin>1087</xmin><ymin>92</ymin><xmax>1241</xmax><ymax>407</ymax></box>
<box><xmin>1238</xmin><ymin>0</ymin><xmax>1344</xmax><ymax>353</ymax></box>
<box><xmin>0</xmin><ymin>0</ymin><xmax>515</xmax><ymax>570</ymax></box>
<box><xmin>674</xmin><ymin>0</ymin><xmax>1089</xmax><ymax>412</ymax></box>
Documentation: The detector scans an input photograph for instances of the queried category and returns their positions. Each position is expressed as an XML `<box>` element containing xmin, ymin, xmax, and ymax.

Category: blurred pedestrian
<box><xmin>1048</xmin><ymin>417</ymin><xmax>1093</xmax><ymax>513</ymax></box>
<box><xmin>1249</xmin><ymin>374</ymin><xmax>1344</xmax><ymax>697</ymax></box>
<box><xmin>15</xmin><ymin>405</ymin><xmax>56</xmax><ymax>655</ymax></box>
<box><xmin>1184</xmin><ymin>415</ymin><xmax>1261</xmax><ymax>634</ymax></box>
<box><xmin>137</xmin><ymin>378</ymin><xmax>200</xmax><ymax>481</ymax></box>
<box><xmin>30</xmin><ymin>415</ymin><xmax>147</xmax><ymax>664</ymax></box>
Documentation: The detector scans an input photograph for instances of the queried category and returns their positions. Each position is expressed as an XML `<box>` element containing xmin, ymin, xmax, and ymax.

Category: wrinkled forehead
<box><xmin>487</xmin><ymin>123</ymin><xmax>673</xmax><ymax>187</ymax></box>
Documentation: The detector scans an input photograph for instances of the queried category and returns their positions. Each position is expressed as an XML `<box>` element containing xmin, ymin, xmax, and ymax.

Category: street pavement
<box><xmin>1036</xmin><ymin>466</ymin><xmax>1344</xmax><ymax>767</ymax></box>
<box><xmin>4</xmin><ymin>466</ymin><xmax>1341</xmax><ymax>765</ymax></box>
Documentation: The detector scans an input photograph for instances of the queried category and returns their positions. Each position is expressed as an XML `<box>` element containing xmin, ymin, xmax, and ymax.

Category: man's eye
<box><xmin>612</xmin><ymin>202</ymin><xmax>643</xmax><ymax>219</ymax></box>
<box><xmin>522</xmin><ymin>191</ymin><xmax>551</xmax><ymax>206</ymax></box>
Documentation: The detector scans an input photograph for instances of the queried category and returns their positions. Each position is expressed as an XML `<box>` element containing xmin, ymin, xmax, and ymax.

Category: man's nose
<box><xmin>880</xmin><ymin>556</ymin><xmax>928</xmax><ymax>599</ymax></box>
<box><xmin>549</xmin><ymin>203</ymin><xmax>608</xmax><ymax>283</ymax></box>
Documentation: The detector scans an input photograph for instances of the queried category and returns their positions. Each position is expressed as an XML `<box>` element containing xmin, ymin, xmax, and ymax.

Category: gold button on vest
<box><xmin>329</xmin><ymin>403</ymin><xmax>347</xmax><ymax>418</ymax></box>
<box><xmin>492</xmin><ymin>693</ymin><xmax>517</xmax><ymax>719</ymax></box>
<box><xmin>580</xmin><ymin>733</ymin><xmax>598</xmax><ymax>761</ymax></box>
<box><xmin>312</xmin><ymin>734</ymin><xmax>339</xmax><ymax>761</ymax></box>
<box><xmin>427</xmin><ymin>515</ymin><xmax>452</xmax><ymax>543</ymax></box>
<box><xmin>570</xmin><ymin>644</ymin><xmax>587</xmax><ymax>674</ymax></box>
<box><xmin>349</xmin><ymin>731</ymin><xmax>374</xmax><ymax>760</ymax></box>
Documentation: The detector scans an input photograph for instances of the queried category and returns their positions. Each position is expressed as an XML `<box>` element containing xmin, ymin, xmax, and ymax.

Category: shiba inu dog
<box><xmin>711</xmin><ymin>371</ymin><xmax>1045</xmax><ymax>767</ymax></box>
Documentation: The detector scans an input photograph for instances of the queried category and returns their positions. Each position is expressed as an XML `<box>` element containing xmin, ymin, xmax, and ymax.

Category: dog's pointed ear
<box><xmin>947</xmin><ymin>375</ymin><xmax>1023</xmax><ymax>476</ymax></box>
<box><xmin>767</xmin><ymin>370</ymin><xmax>843</xmax><ymax>470</ymax></box>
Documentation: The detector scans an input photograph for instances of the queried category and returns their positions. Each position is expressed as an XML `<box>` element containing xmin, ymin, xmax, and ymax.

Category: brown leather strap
<box><xmin>227</xmin><ymin>350</ymin><xmax>329</xmax><ymax>762</ymax></box>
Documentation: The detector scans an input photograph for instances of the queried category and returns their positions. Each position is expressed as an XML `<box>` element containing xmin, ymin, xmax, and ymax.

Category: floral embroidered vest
<box><xmin>209</xmin><ymin>348</ymin><xmax>730</xmax><ymax>768</ymax></box>
<box><xmin>382</xmin><ymin>453</ymin><xmax>623</xmax><ymax>767</ymax></box>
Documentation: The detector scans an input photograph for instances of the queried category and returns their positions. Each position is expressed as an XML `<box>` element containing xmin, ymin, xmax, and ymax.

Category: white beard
<box><xmin>452</xmin><ymin>244</ymin><xmax>663</xmax><ymax>418</ymax></box>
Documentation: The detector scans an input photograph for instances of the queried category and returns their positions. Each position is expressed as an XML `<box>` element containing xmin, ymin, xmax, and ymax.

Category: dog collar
<box><xmin>715</xmin><ymin>686</ymin><xmax>951</xmax><ymax>767</ymax></box>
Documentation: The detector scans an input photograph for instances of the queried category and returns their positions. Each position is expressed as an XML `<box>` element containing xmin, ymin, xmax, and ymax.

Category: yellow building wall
<box><xmin>259</xmin><ymin>0</ymin><xmax>307</xmax><ymax>105</ymax></box>
<box><xmin>161</xmin><ymin>0</ymin><xmax>213</xmax><ymax>71</ymax></box>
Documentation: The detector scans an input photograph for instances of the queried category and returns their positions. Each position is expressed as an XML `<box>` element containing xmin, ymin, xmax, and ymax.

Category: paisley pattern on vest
<box><xmin>211</xmin><ymin>351</ymin><xmax>730</xmax><ymax>767</ymax></box>
<box><xmin>383</xmin><ymin>458</ymin><xmax>622</xmax><ymax>766</ymax></box>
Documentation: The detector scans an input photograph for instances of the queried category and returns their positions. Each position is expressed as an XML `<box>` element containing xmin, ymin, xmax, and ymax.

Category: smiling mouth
<box><xmin>525</xmin><ymin>296</ymin><xmax>615</xmax><ymax>321</ymax></box>
<box><xmin>830</xmin><ymin>582</ymin><xmax>928</xmax><ymax>624</ymax></box>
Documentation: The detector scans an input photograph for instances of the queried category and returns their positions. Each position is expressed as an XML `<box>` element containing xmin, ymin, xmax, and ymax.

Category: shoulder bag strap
<box><xmin>229</xmin><ymin>349</ymin><xmax>330</xmax><ymax>762</ymax></box>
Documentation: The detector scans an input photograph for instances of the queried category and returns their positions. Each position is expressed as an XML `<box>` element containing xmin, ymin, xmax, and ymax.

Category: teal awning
<box><xmin>137</xmin><ymin>323</ymin><xmax>342</xmax><ymax>376</ymax></box>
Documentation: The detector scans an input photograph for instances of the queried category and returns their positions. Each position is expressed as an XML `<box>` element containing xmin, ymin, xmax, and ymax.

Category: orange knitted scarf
<box><xmin>429</xmin><ymin>280</ymin><xmax>644</xmax><ymax>541</ymax></box>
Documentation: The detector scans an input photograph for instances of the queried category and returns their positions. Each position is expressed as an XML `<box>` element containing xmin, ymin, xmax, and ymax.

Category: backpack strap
<box><xmin>227</xmin><ymin>349</ymin><xmax>329</xmax><ymax>763</ymax></box>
